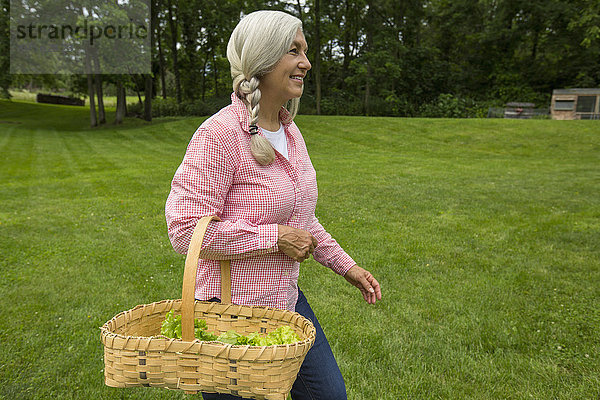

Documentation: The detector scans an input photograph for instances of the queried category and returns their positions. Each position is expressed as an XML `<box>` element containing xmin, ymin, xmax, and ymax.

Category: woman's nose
<box><xmin>300</xmin><ymin>52</ymin><xmax>311</xmax><ymax>71</ymax></box>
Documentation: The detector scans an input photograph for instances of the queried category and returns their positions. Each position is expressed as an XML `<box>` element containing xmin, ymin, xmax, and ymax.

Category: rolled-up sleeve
<box><xmin>308</xmin><ymin>215</ymin><xmax>356</xmax><ymax>276</ymax></box>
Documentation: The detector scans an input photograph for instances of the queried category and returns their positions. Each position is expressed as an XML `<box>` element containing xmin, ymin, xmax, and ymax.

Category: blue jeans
<box><xmin>201</xmin><ymin>290</ymin><xmax>347</xmax><ymax>400</ymax></box>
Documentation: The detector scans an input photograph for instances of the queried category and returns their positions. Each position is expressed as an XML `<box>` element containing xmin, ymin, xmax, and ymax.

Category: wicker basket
<box><xmin>101</xmin><ymin>216</ymin><xmax>316</xmax><ymax>399</ymax></box>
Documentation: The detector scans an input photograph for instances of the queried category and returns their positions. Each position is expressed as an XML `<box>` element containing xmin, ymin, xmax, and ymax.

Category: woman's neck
<box><xmin>258</xmin><ymin>97</ymin><xmax>284</xmax><ymax>131</ymax></box>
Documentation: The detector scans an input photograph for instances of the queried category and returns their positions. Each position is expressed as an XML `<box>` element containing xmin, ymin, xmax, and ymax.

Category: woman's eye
<box><xmin>289</xmin><ymin>48</ymin><xmax>299</xmax><ymax>55</ymax></box>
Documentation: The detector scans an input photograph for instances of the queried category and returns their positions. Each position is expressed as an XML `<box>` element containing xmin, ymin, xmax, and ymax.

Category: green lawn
<box><xmin>0</xmin><ymin>100</ymin><xmax>599</xmax><ymax>399</ymax></box>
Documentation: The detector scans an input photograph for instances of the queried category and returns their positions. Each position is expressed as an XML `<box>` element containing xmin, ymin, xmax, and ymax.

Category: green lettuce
<box><xmin>160</xmin><ymin>311</ymin><xmax>301</xmax><ymax>345</ymax></box>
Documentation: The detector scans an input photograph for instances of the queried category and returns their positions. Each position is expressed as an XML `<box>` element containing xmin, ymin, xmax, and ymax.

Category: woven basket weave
<box><xmin>101</xmin><ymin>216</ymin><xmax>316</xmax><ymax>399</ymax></box>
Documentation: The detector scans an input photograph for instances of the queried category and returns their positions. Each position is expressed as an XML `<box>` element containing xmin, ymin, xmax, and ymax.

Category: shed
<box><xmin>551</xmin><ymin>89</ymin><xmax>600</xmax><ymax>120</ymax></box>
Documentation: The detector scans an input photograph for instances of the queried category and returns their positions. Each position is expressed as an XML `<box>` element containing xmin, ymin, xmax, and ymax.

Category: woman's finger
<box><xmin>362</xmin><ymin>273</ymin><xmax>381</xmax><ymax>304</ymax></box>
<box><xmin>368</xmin><ymin>275</ymin><xmax>382</xmax><ymax>300</ymax></box>
<box><xmin>365</xmin><ymin>289</ymin><xmax>372</xmax><ymax>304</ymax></box>
<box><xmin>359</xmin><ymin>273</ymin><xmax>375</xmax><ymax>294</ymax></box>
<box><xmin>361</xmin><ymin>288</ymin><xmax>369</xmax><ymax>303</ymax></box>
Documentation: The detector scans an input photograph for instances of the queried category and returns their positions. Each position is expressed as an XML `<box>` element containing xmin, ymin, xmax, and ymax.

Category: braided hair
<box><xmin>227</xmin><ymin>11</ymin><xmax>302</xmax><ymax>165</ymax></box>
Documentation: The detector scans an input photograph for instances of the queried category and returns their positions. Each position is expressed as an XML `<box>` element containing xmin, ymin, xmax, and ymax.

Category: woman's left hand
<box><xmin>343</xmin><ymin>265</ymin><xmax>382</xmax><ymax>305</ymax></box>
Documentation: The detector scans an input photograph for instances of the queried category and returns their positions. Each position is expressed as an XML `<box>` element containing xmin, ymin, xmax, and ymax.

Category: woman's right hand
<box><xmin>277</xmin><ymin>225</ymin><xmax>318</xmax><ymax>262</ymax></box>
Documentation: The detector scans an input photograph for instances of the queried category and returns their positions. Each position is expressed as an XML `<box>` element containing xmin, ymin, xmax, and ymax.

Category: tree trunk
<box><xmin>144</xmin><ymin>74</ymin><xmax>152</xmax><ymax>121</ymax></box>
<box><xmin>392</xmin><ymin>2</ymin><xmax>402</xmax><ymax>93</ymax></box>
<box><xmin>341</xmin><ymin>0</ymin><xmax>352</xmax><ymax>89</ymax></box>
<box><xmin>365</xmin><ymin>65</ymin><xmax>371</xmax><ymax>115</ymax></box>
<box><xmin>150</xmin><ymin>0</ymin><xmax>159</xmax><ymax>101</ymax></box>
<box><xmin>201</xmin><ymin>53</ymin><xmax>208</xmax><ymax>101</ymax></box>
<box><xmin>158</xmin><ymin>35</ymin><xmax>167</xmax><ymax>99</ymax></box>
<box><xmin>295</xmin><ymin>0</ymin><xmax>304</xmax><ymax>24</ymax></box>
<box><xmin>94</xmin><ymin>74</ymin><xmax>106</xmax><ymax>124</ymax></box>
<box><xmin>213</xmin><ymin>51</ymin><xmax>219</xmax><ymax>97</ymax></box>
<box><xmin>167</xmin><ymin>0</ymin><xmax>182</xmax><ymax>104</ymax></box>
<box><xmin>531</xmin><ymin>29</ymin><xmax>539</xmax><ymax>61</ymax></box>
<box><xmin>85</xmin><ymin>52</ymin><xmax>97</xmax><ymax>127</ymax></box>
<box><xmin>364</xmin><ymin>1</ymin><xmax>375</xmax><ymax>116</ymax></box>
<box><xmin>314</xmin><ymin>0</ymin><xmax>322</xmax><ymax>115</ymax></box>
<box><xmin>134</xmin><ymin>75</ymin><xmax>143</xmax><ymax>107</ymax></box>
<box><xmin>143</xmin><ymin>0</ymin><xmax>156</xmax><ymax>122</ymax></box>
<box><xmin>90</xmin><ymin>47</ymin><xmax>105</xmax><ymax>124</ymax></box>
<box><xmin>115</xmin><ymin>79</ymin><xmax>125</xmax><ymax>124</ymax></box>
<box><xmin>87</xmin><ymin>74</ymin><xmax>97</xmax><ymax>127</ymax></box>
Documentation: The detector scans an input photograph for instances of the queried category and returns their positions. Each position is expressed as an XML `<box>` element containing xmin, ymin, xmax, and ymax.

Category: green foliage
<box><xmin>419</xmin><ymin>94</ymin><xmax>492</xmax><ymax>118</ymax></box>
<box><xmin>567</xmin><ymin>1</ymin><xmax>600</xmax><ymax>48</ymax></box>
<box><xmin>383</xmin><ymin>92</ymin><xmax>418</xmax><ymax>117</ymax></box>
<box><xmin>160</xmin><ymin>310</ymin><xmax>219</xmax><ymax>340</ymax></box>
<box><xmin>420</xmin><ymin>94</ymin><xmax>465</xmax><ymax>118</ymax></box>
<box><xmin>159</xmin><ymin>311</ymin><xmax>300</xmax><ymax>345</ymax></box>
<box><xmin>6</xmin><ymin>0</ymin><xmax>600</xmax><ymax>117</ymax></box>
<box><xmin>490</xmin><ymin>72</ymin><xmax>551</xmax><ymax>106</ymax></box>
<box><xmin>317</xmin><ymin>91</ymin><xmax>364</xmax><ymax>116</ymax></box>
<box><xmin>128</xmin><ymin>96</ymin><xmax>230</xmax><ymax>117</ymax></box>
<box><xmin>231</xmin><ymin>326</ymin><xmax>300</xmax><ymax>346</ymax></box>
<box><xmin>196</xmin><ymin>326</ymin><xmax>219</xmax><ymax>342</ymax></box>
<box><xmin>267</xmin><ymin>326</ymin><xmax>300</xmax><ymax>345</ymax></box>
<box><xmin>160</xmin><ymin>310</ymin><xmax>183</xmax><ymax>339</ymax></box>
<box><xmin>215</xmin><ymin>330</ymin><xmax>242</xmax><ymax>345</ymax></box>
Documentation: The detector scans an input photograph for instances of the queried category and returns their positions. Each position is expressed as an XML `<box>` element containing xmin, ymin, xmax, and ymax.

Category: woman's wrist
<box><xmin>260</xmin><ymin>223</ymin><xmax>279</xmax><ymax>249</ymax></box>
<box><xmin>276</xmin><ymin>224</ymin><xmax>318</xmax><ymax>262</ymax></box>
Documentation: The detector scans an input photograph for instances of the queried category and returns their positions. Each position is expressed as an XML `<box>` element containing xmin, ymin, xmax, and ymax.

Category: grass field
<box><xmin>0</xmin><ymin>99</ymin><xmax>599</xmax><ymax>399</ymax></box>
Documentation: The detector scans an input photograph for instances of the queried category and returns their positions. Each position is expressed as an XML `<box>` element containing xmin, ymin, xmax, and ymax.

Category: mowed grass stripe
<box><xmin>0</xmin><ymin>103</ymin><xmax>185</xmax><ymax>399</ymax></box>
<box><xmin>0</xmin><ymin>100</ymin><xmax>599</xmax><ymax>399</ymax></box>
<box><xmin>297</xmin><ymin>117</ymin><xmax>599</xmax><ymax>398</ymax></box>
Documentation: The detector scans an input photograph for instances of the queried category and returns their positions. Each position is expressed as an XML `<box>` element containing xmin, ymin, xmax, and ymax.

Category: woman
<box><xmin>165</xmin><ymin>10</ymin><xmax>382</xmax><ymax>400</ymax></box>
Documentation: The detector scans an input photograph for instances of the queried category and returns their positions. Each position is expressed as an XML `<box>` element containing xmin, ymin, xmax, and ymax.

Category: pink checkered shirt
<box><xmin>165</xmin><ymin>93</ymin><xmax>356</xmax><ymax>311</ymax></box>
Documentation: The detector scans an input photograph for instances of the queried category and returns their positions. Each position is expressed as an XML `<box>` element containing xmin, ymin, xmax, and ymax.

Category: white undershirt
<box><xmin>261</xmin><ymin>123</ymin><xmax>294</xmax><ymax>308</ymax></box>
<box><xmin>261</xmin><ymin>123</ymin><xmax>288</xmax><ymax>159</ymax></box>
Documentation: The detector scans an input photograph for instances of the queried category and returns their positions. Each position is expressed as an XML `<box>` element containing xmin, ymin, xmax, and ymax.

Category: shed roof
<box><xmin>552</xmin><ymin>88</ymin><xmax>600</xmax><ymax>95</ymax></box>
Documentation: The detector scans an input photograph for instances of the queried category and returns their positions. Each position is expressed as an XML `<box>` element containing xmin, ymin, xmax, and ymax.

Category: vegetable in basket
<box><xmin>160</xmin><ymin>310</ymin><xmax>300</xmax><ymax>345</ymax></box>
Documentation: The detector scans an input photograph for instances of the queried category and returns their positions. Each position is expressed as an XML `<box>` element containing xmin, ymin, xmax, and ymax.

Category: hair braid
<box><xmin>235</xmin><ymin>77</ymin><xmax>275</xmax><ymax>165</ymax></box>
<box><xmin>227</xmin><ymin>10</ymin><xmax>303</xmax><ymax>166</ymax></box>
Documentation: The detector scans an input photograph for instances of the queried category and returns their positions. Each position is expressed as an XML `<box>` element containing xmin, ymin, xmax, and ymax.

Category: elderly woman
<box><xmin>165</xmin><ymin>10</ymin><xmax>382</xmax><ymax>400</ymax></box>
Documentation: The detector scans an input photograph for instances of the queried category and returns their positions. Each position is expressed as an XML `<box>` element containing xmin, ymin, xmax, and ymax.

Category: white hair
<box><xmin>227</xmin><ymin>10</ymin><xmax>302</xmax><ymax>165</ymax></box>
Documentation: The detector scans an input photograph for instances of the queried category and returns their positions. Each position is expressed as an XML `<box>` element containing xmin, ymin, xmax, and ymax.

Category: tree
<box><xmin>85</xmin><ymin>49</ymin><xmax>98</xmax><ymax>127</ymax></box>
<box><xmin>143</xmin><ymin>0</ymin><xmax>159</xmax><ymax>122</ymax></box>
<box><xmin>166</xmin><ymin>0</ymin><xmax>182</xmax><ymax>103</ymax></box>
<box><xmin>4</xmin><ymin>0</ymin><xmax>599</xmax><ymax>118</ymax></box>
<box><xmin>91</xmin><ymin>48</ymin><xmax>106</xmax><ymax>124</ymax></box>
<box><xmin>0</xmin><ymin>0</ymin><xmax>10</xmax><ymax>98</ymax></box>
<box><xmin>570</xmin><ymin>0</ymin><xmax>600</xmax><ymax>48</ymax></box>
<box><xmin>115</xmin><ymin>76</ymin><xmax>127</xmax><ymax>124</ymax></box>
<box><xmin>313</xmin><ymin>0</ymin><xmax>322</xmax><ymax>114</ymax></box>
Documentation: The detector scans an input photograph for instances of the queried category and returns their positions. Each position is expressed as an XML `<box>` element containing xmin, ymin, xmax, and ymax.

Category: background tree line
<box><xmin>1</xmin><ymin>0</ymin><xmax>599</xmax><ymax>121</ymax></box>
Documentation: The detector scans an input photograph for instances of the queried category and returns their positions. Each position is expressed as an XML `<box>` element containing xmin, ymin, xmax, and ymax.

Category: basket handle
<box><xmin>181</xmin><ymin>215</ymin><xmax>232</xmax><ymax>342</ymax></box>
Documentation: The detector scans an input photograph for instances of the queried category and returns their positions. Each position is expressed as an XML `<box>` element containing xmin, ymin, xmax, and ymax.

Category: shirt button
<box><xmin>266</xmin><ymin>241</ymin><xmax>273</xmax><ymax>247</ymax></box>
